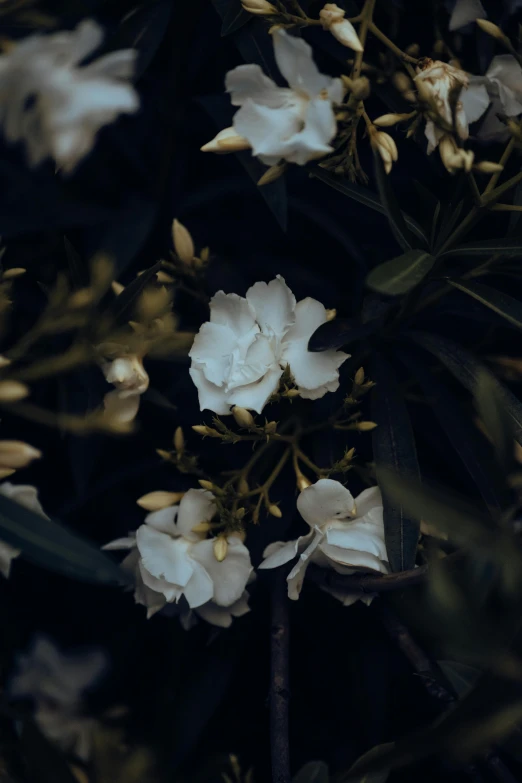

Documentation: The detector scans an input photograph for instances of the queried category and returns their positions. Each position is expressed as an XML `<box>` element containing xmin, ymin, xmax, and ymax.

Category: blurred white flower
<box><xmin>259</xmin><ymin>478</ymin><xmax>389</xmax><ymax>606</ymax></box>
<box><xmin>415</xmin><ymin>60</ymin><xmax>489</xmax><ymax>152</ymax></box>
<box><xmin>201</xmin><ymin>29</ymin><xmax>344</xmax><ymax>166</ymax></box>
<box><xmin>449</xmin><ymin>0</ymin><xmax>486</xmax><ymax>30</ymax></box>
<box><xmin>104</xmin><ymin>488</ymin><xmax>253</xmax><ymax>619</ymax></box>
<box><xmin>10</xmin><ymin>635</ymin><xmax>107</xmax><ymax>760</ymax></box>
<box><xmin>319</xmin><ymin>4</ymin><xmax>363</xmax><ymax>52</ymax></box>
<box><xmin>466</xmin><ymin>55</ymin><xmax>522</xmax><ymax>140</ymax></box>
<box><xmin>0</xmin><ymin>20</ymin><xmax>139</xmax><ymax>172</ymax></box>
<box><xmin>189</xmin><ymin>276</ymin><xmax>349</xmax><ymax>415</ymax></box>
<box><xmin>101</xmin><ymin>354</ymin><xmax>149</xmax><ymax>425</ymax></box>
<box><xmin>0</xmin><ymin>482</ymin><xmax>48</xmax><ymax>578</ymax></box>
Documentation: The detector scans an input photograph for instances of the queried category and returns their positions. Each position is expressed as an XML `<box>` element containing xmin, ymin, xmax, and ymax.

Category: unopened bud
<box><xmin>406</xmin><ymin>43</ymin><xmax>420</xmax><ymax>57</ymax></box>
<box><xmin>319</xmin><ymin>4</ymin><xmax>363</xmax><ymax>52</ymax></box>
<box><xmin>351</xmin><ymin>76</ymin><xmax>370</xmax><ymax>100</ymax></box>
<box><xmin>325</xmin><ymin>308</ymin><xmax>337</xmax><ymax>321</ymax></box>
<box><xmin>2</xmin><ymin>267</ymin><xmax>26</xmax><ymax>280</ymax></box>
<box><xmin>192</xmin><ymin>425</ymin><xmax>222</xmax><ymax>438</ymax></box>
<box><xmin>344</xmin><ymin>447</ymin><xmax>356</xmax><ymax>462</ymax></box>
<box><xmin>439</xmin><ymin>135</ymin><xmax>474</xmax><ymax>174</ymax></box>
<box><xmin>174</xmin><ymin>426</ymin><xmax>184</xmax><ymax>454</ymax></box>
<box><xmin>199</xmin><ymin>479</ymin><xmax>216</xmax><ymax>492</ymax></box>
<box><xmin>137</xmin><ymin>491</ymin><xmax>184</xmax><ymax>511</ymax></box>
<box><xmin>476</xmin><ymin>18</ymin><xmax>507</xmax><ymax>41</ymax></box>
<box><xmin>156</xmin><ymin>449</ymin><xmax>172</xmax><ymax>461</ymax></box>
<box><xmin>264</xmin><ymin>421</ymin><xmax>278</xmax><ymax>434</ymax></box>
<box><xmin>371</xmin><ymin>130</ymin><xmax>398</xmax><ymax>174</ymax></box>
<box><xmin>392</xmin><ymin>71</ymin><xmax>413</xmax><ymax>93</ymax></box>
<box><xmin>473</xmin><ymin>161</ymin><xmax>504</xmax><ymax>174</ymax></box>
<box><xmin>214</xmin><ymin>536</ymin><xmax>228</xmax><ymax>562</ymax></box>
<box><xmin>200</xmin><ymin>247</ymin><xmax>210</xmax><ymax>262</ymax></box>
<box><xmin>233</xmin><ymin>406</ymin><xmax>255</xmax><ymax>429</ymax></box>
<box><xmin>201</xmin><ymin>127</ymin><xmax>251</xmax><ymax>154</ymax></box>
<box><xmin>192</xmin><ymin>520</ymin><xmax>212</xmax><ymax>533</ymax></box>
<box><xmin>0</xmin><ymin>468</ymin><xmax>15</xmax><ymax>480</ymax></box>
<box><xmin>0</xmin><ymin>356</ymin><xmax>10</xmax><ymax>369</ymax></box>
<box><xmin>111</xmin><ymin>281</ymin><xmax>125</xmax><ymax>296</ymax></box>
<box><xmin>241</xmin><ymin>0</ymin><xmax>277</xmax><ymax>15</ymax></box>
<box><xmin>236</xmin><ymin>507</ymin><xmax>246</xmax><ymax>520</ymax></box>
<box><xmin>0</xmin><ymin>381</ymin><xmax>29</xmax><ymax>402</ymax></box>
<box><xmin>374</xmin><ymin>112</ymin><xmax>413</xmax><ymax>127</ymax></box>
<box><xmin>284</xmin><ymin>388</ymin><xmax>300</xmax><ymax>398</ymax></box>
<box><xmin>0</xmin><ymin>441</ymin><xmax>41</xmax><ymax>469</ymax></box>
<box><xmin>238</xmin><ymin>477</ymin><xmax>250</xmax><ymax>495</ymax></box>
<box><xmin>172</xmin><ymin>219</ymin><xmax>195</xmax><ymax>265</ymax></box>
<box><xmin>297</xmin><ymin>474</ymin><xmax>312</xmax><ymax>491</ymax></box>
<box><xmin>156</xmin><ymin>270</ymin><xmax>175</xmax><ymax>284</ymax></box>
<box><xmin>258</xmin><ymin>162</ymin><xmax>287</xmax><ymax>186</ymax></box>
<box><xmin>357</xmin><ymin>421</ymin><xmax>378</xmax><ymax>431</ymax></box>
<box><xmin>268</xmin><ymin>504</ymin><xmax>282</xmax><ymax>518</ymax></box>
<box><xmin>354</xmin><ymin>367</ymin><xmax>365</xmax><ymax>385</ymax></box>
<box><xmin>69</xmin><ymin>288</ymin><xmax>94</xmax><ymax>308</ymax></box>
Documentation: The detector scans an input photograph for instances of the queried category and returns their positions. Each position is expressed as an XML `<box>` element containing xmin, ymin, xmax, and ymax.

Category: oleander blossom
<box><xmin>0</xmin><ymin>482</ymin><xmax>48</xmax><ymax>578</ymax></box>
<box><xmin>259</xmin><ymin>478</ymin><xmax>389</xmax><ymax>606</ymax></box>
<box><xmin>189</xmin><ymin>276</ymin><xmax>349</xmax><ymax>415</ymax></box>
<box><xmin>201</xmin><ymin>29</ymin><xmax>344</xmax><ymax>166</ymax></box>
<box><xmin>448</xmin><ymin>0</ymin><xmax>522</xmax><ymax>30</ymax></box>
<box><xmin>0</xmin><ymin>20</ymin><xmax>138</xmax><ymax>171</ymax></box>
<box><xmin>9</xmin><ymin>636</ymin><xmax>107</xmax><ymax>760</ymax></box>
<box><xmin>465</xmin><ymin>56</ymin><xmax>522</xmax><ymax>141</ymax></box>
<box><xmin>415</xmin><ymin>59</ymin><xmax>489</xmax><ymax>153</ymax></box>
<box><xmin>103</xmin><ymin>489</ymin><xmax>253</xmax><ymax>625</ymax></box>
<box><xmin>101</xmin><ymin>354</ymin><xmax>149</xmax><ymax>425</ymax></box>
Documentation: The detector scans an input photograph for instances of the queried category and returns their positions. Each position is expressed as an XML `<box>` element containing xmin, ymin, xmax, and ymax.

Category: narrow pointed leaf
<box><xmin>474</xmin><ymin>368</ymin><xmax>516</xmax><ymax>471</ymax></box>
<box><xmin>336</xmin><ymin>743</ymin><xmax>394</xmax><ymax>783</ymax></box>
<box><xmin>221</xmin><ymin>1</ymin><xmax>250</xmax><ymax>35</ymax></box>
<box><xmin>293</xmin><ymin>761</ymin><xmax>330</xmax><ymax>783</ymax></box>
<box><xmin>367</xmin><ymin>250</ymin><xmax>435</xmax><ymax>296</ymax></box>
<box><xmin>371</xmin><ymin>353</ymin><xmax>420</xmax><ymax>571</ymax></box>
<box><xmin>308</xmin><ymin>318</ymin><xmax>381</xmax><ymax>352</ymax></box>
<box><xmin>442</xmin><ymin>237</ymin><xmax>522</xmax><ymax>258</ymax></box>
<box><xmin>448</xmin><ymin>279</ymin><xmax>522</xmax><ymax>330</ymax></box>
<box><xmin>373</xmin><ymin>150</ymin><xmax>415</xmax><ymax>252</ymax></box>
<box><xmin>105</xmin><ymin>260</ymin><xmax>162</xmax><ymax>324</ymax></box>
<box><xmin>438</xmin><ymin>661</ymin><xmax>481</xmax><ymax>697</ymax></box>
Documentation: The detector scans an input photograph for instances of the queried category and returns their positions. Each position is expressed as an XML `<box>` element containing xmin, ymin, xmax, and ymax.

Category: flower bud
<box><xmin>156</xmin><ymin>270</ymin><xmax>175</xmax><ymax>284</ymax></box>
<box><xmin>356</xmin><ymin>421</ymin><xmax>378</xmax><ymax>431</ymax></box>
<box><xmin>319</xmin><ymin>4</ymin><xmax>363</xmax><ymax>52</ymax></box>
<box><xmin>283</xmin><ymin>388</ymin><xmax>300</xmax><ymax>398</ymax></box>
<box><xmin>476</xmin><ymin>18</ymin><xmax>506</xmax><ymax>41</ymax></box>
<box><xmin>473</xmin><ymin>161</ymin><xmax>504</xmax><ymax>174</ymax></box>
<box><xmin>374</xmin><ymin>112</ymin><xmax>413</xmax><ymax>127</ymax></box>
<box><xmin>241</xmin><ymin>0</ymin><xmax>277</xmax><ymax>15</ymax></box>
<box><xmin>199</xmin><ymin>479</ymin><xmax>216</xmax><ymax>492</ymax></box>
<box><xmin>235</xmin><ymin>507</ymin><xmax>246</xmax><ymax>520</ymax></box>
<box><xmin>192</xmin><ymin>424</ymin><xmax>222</xmax><ymax>438</ymax></box>
<box><xmin>0</xmin><ymin>381</ymin><xmax>29</xmax><ymax>402</ymax></box>
<box><xmin>201</xmin><ymin>127</ymin><xmax>251</xmax><ymax>154</ymax></box>
<box><xmin>0</xmin><ymin>468</ymin><xmax>15</xmax><ymax>480</ymax></box>
<box><xmin>174</xmin><ymin>426</ymin><xmax>184</xmax><ymax>454</ymax></box>
<box><xmin>69</xmin><ymin>288</ymin><xmax>94</xmax><ymax>309</ymax></box>
<box><xmin>157</xmin><ymin>449</ymin><xmax>172</xmax><ymax>461</ymax></box>
<box><xmin>325</xmin><ymin>308</ymin><xmax>337</xmax><ymax>321</ymax></box>
<box><xmin>192</xmin><ymin>520</ymin><xmax>212</xmax><ymax>533</ymax></box>
<box><xmin>137</xmin><ymin>491</ymin><xmax>184</xmax><ymax>511</ymax></box>
<box><xmin>257</xmin><ymin>161</ymin><xmax>286</xmax><ymax>186</ymax></box>
<box><xmin>172</xmin><ymin>219</ymin><xmax>195</xmax><ymax>265</ymax></box>
<box><xmin>268</xmin><ymin>504</ymin><xmax>282</xmax><ymax>518</ymax></box>
<box><xmin>351</xmin><ymin>76</ymin><xmax>370</xmax><ymax>100</ymax></box>
<box><xmin>238</xmin><ymin>477</ymin><xmax>250</xmax><ymax>495</ymax></box>
<box><xmin>0</xmin><ymin>441</ymin><xmax>41</xmax><ymax>469</ymax></box>
<box><xmin>354</xmin><ymin>367</ymin><xmax>365</xmax><ymax>385</ymax></box>
<box><xmin>2</xmin><ymin>267</ymin><xmax>26</xmax><ymax>280</ymax></box>
<box><xmin>264</xmin><ymin>421</ymin><xmax>278</xmax><ymax>434</ymax></box>
<box><xmin>371</xmin><ymin>130</ymin><xmax>398</xmax><ymax>174</ymax></box>
<box><xmin>111</xmin><ymin>281</ymin><xmax>124</xmax><ymax>296</ymax></box>
<box><xmin>439</xmin><ymin>135</ymin><xmax>474</xmax><ymax>174</ymax></box>
<box><xmin>297</xmin><ymin>474</ymin><xmax>312</xmax><ymax>491</ymax></box>
<box><xmin>214</xmin><ymin>536</ymin><xmax>228</xmax><ymax>562</ymax></box>
<box><xmin>0</xmin><ymin>356</ymin><xmax>10</xmax><ymax>368</ymax></box>
<box><xmin>232</xmin><ymin>406</ymin><xmax>255</xmax><ymax>429</ymax></box>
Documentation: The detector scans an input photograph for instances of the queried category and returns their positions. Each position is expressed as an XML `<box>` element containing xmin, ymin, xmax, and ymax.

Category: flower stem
<box><xmin>352</xmin><ymin>0</ymin><xmax>376</xmax><ymax>80</ymax></box>
<box><xmin>367</xmin><ymin>21</ymin><xmax>419</xmax><ymax>76</ymax></box>
<box><xmin>483</xmin><ymin>137</ymin><xmax>515</xmax><ymax>196</ymax></box>
<box><xmin>270</xmin><ymin>567</ymin><xmax>291</xmax><ymax>783</ymax></box>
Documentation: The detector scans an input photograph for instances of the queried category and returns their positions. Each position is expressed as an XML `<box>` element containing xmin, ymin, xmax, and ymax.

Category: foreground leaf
<box><xmin>293</xmin><ymin>760</ymin><xmax>330</xmax><ymax>783</ymax></box>
<box><xmin>373</xmin><ymin>150</ymin><xmax>416</xmax><ymax>252</ymax></box>
<box><xmin>371</xmin><ymin>353</ymin><xmax>420</xmax><ymax>571</ymax></box>
<box><xmin>367</xmin><ymin>250</ymin><xmax>435</xmax><ymax>296</ymax></box>
<box><xmin>308</xmin><ymin>318</ymin><xmax>382</xmax><ymax>352</ymax></box>
<box><xmin>220</xmin><ymin>0</ymin><xmax>251</xmax><ymax>35</ymax></box>
<box><xmin>475</xmin><ymin>368</ymin><xmax>516</xmax><ymax>471</ymax></box>
<box><xmin>336</xmin><ymin>743</ymin><xmax>393</xmax><ymax>783</ymax></box>
<box><xmin>442</xmin><ymin>237</ymin><xmax>522</xmax><ymax>258</ymax></box>
<box><xmin>0</xmin><ymin>494</ymin><xmax>128</xmax><ymax>585</ymax></box>
<box><xmin>448</xmin><ymin>280</ymin><xmax>522</xmax><ymax>330</ymax></box>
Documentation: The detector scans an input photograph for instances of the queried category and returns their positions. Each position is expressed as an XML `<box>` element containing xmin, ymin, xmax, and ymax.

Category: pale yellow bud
<box><xmin>232</xmin><ymin>406</ymin><xmax>255</xmax><ymax>429</ymax></box>
<box><xmin>439</xmin><ymin>135</ymin><xmax>474</xmax><ymax>174</ymax></box>
<box><xmin>297</xmin><ymin>475</ymin><xmax>312</xmax><ymax>491</ymax></box>
<box><xmin>69</xmin><ymin>288</ymin><xmax>94</xmax><ymax>308</ymax></box>
<box><xmin>264</xmin><ymin>421</ymin><xmax>278</xmax><ymax>434</ymax></box>
<box><xmin>0</xmin><ymin>468</ymin><xmax>15</xmax><ymax>480</ymax></box>
<box><xmin>319</xmin><ymin>4</ymin><xmax>363</xmax><ymax>52</ymax></box>
<box><xmin>136</xmin><ymin>491</ymin><xmax>184</xmax><ymax>511</ymax></box>
<box><xmin>258</xmin><ymin>162</ymin><xmax>287</xmax><ymax>186</ymax></box>
<box><xmin>174</xmin><ymin>426</ymin><xmax>184</xmax><ymax>454</ymax></box>
<box><xmin>0</xmin><ymin>356</ymin><xmax>10</xmax><ymax>368</ymax></box>
<box><xmin>351</xmin><ymin>76</ymin><xmax>370</xmax><ymax>100</ymax></box>
<box><xmin>172</xmin><ymin>219</ymin><xmax>195</xmax><ymax>265</ymax></box>
<box><xmin>357</xmin><ymin>421</ymin><xmax>378</xmax><ymax>431</ymax></box>
<box><xmin>111</xmin><ymin>281</ymin><xmax>125</xmax><ymax>296</ymax></box>
<box><xmin>156</xmin><ymin>270</ymin><xmax>175</xmax><ymax>284</ymax></box>
<box><xmin>354</xmin><ymin>367</ymin><xmax>365</xmax><ymax>385</ymax></box>
<box><xmin>0</xmin><ymin>441</ymin><xmax>41</xmax><ymax>469</ymax></box>
<box><xmin>157</xmin><ymin>449</ymin><xmax>172</xmax><ymax>461</ymax></box>
<box><xmin>192</xmin><ymin>424</ymin><xmax>222</xmax><ymax>438</ymax></box>
<box><xmin>199</xmin><ymin>479</ymin><xmax>216</xmax><ymax>492</ymax></box>
<box><xmin>192</xmin><ymin>520</ymin><xmax>212</xmax><ymax>533</ymax></box>
<box><xmin>200</xmin><ymin>247</ymin><xmax>210</xmax><ymax>262</ymax></box>
<box><xmin>238</xmin><ymin>477</ymin><xmax>250</xmax><ymax>495</ymax></box>
<box><xmin>235</xmin><ymin>507</ymin><xmax>246</xmax><ymax>520</ymax></box>
<box><xmin>325</xmin><ymin>308</ymin><xmax>337</xmax><ymax>322</ymax></box>
<box><xmin>241</xmin><ymin>0</ymin><xmax>277</xmax><ymax>15</ymax></box>
<box><xmin>374</xmin><ymin>112</ymin><xmax>413</xmax><ymax>127</ymax></box>
<box><xmin>476</xmin><ymin>18</ymin><xmax>506</xmax><ymax>41</ymax></box>
<box><xmin>2</xmin><ymin>267</ymin><xmax>26</xmax><ymax>280</ymax></box>
<box><xmin>473</xmin><ymin>161</ymin><xmax>504</xmax><ymax>173</ymax></box>
<box><xmin>214</xmin><ymin>536</ymin><xmax>228</xmax><ymax>562</ymax></box>
<box><xmin>0</xmin><ymin>381</ymin><xmax>29</xmax><ymax>402</ymax></box>
<box><xmin>268</xmin><ymin>504</ymin><xmax>282</xmax><ymax>518</ymax></box>
<box><xmin>392</xmin><ymin>71</ymin><xmax>413</xmax><ymax>93</ymax></box>
<box><xmin>371</xmin><ymin>130</ymin><xmax>398</xmax><ymax>174</ymax></box>
<box><xmin>283</xmin><ymin>388</ymin><xmax>300</xmax><ymax>398</ymax></box>
<box><xmin>201</xmin><ymin>127</ymin><xmax>251</xmax><ymax>154</ymax></box>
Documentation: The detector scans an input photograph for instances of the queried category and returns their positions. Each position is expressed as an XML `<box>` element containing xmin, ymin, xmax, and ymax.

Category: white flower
<box><xmin>201</xmin><ymin>29</ymin><xmax>344</xmax><ymax>166</ymax></box>
<box><xmin>9</xmin><ymin>635</ymin><xmax>107</xmax><ymax>760</ymax></box>
<box><xmin>101</xmin><ymin>354</ymin><xmax>149</xmax><ymax>424</ymax></box>
<box><xmin>415</xmin><ymin>60</ymin><xmax>489</xmax><ymax>153</ymax></box>
<box><xmin>103</xmin><ymin>488</ymin><xmax>253</xmax><ymax>620</ymax></box>
<box><xmin>259</xmin><ymin>478</ymin><xmax>389</xmax><ymax>606</ymax></box>
<box><xmin>0</xmin><ymin>20</ymin><xmax>139</xmax><ymax>172</ymax></box>
<box><xmin>449</xmin><ymin>0</ymin><xmax>522</xmax><ymax>29</ymax></box>
<box><xmin>189</xmin><ymin>276</ymin><xmax>349</xmax><ymax>415</ymax></box>
<box><xmin>319</xmin><ymin>4</ymin><xmax>363</xmax><ymax>52</ymax></box>
<box><xmin>0</xmin><ymin>482</ymin><xmax>48</xmax><ymax>578</ymax></box>
<box><xmin>465</xmin><ymin>55</ymin><xmax>522</xmax><ymax>141</ymax></box>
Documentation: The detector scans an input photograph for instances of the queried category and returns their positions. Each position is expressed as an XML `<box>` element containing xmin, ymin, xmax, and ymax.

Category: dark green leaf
<box><xmin>308</xmin><ymin>319</ymin><xmax>381</xmax><ymax>352</ymax></box>
<box><xmin>367</xmin><ymin>250</ymin><xmax>435</xmax><ymax>296</ymax></box>
<box><xmin>293</xmin><ymin>760</ymin><xmax>330</xmax><ymax>783</ymax></box>
<box><xmin>370</xmin><ymin>353</ymin><xmax>420</xmax><ymax>571</ymax></box>
<box><xmin>221</xmin><ymin>0</ymin><xmax>251</xmax><ymax>35</ymax></box>
<box><xmin>475</xmin><ymin>368</ymin><xmax>516</xmax><ymax>471</ymax></box>
<box><xmin>105</xmin><ymin>260</ymin><xmax>162</xmax><ymax>325</ymax></box>
<box><xmin>442</xmin><ymin>237</ymin><xmax>522</xmax><ymax>258</ymax></box>
<box><xmin>438</xmin><ymin>661</ymin><xmax>481</xmax><ymax>697</ymax></box>
<box><xmin>111</xmin><ymin>2</ymin><xmax>173</xmax><ymax>78</ymax></box>
<box><xmin>448</xmin><ymin>279</ymin><xmax>522</xmax><ymax>330</ymax></box>
<box><xmin>63</xmin><ymin>236</ymin><xmax>87</xmax><ymax>289</ymax></box>
<box><xmin>336</xmin><ymin>743</ymin><xmax>393</xmax><ymax>783</ymax></box>
<box><xmin>372</xmin><ymin>150</ymin><xmax>416</xmax><ymax>252</ymax></box>
<box><xmin>0</xmin><ymin>494</ymin><xmax>128</xmax><ymax>585</ymax></box>
<box><xmin>409</xmin><ymin>332</ymin><xmax>522</xmax><ymax>446</ymax></box>
<box><xmin>212</xmin><ymin>0</ymin><xmax>277</xmax><ymax>78</ymax></box>
<box><xmin>310</xmin><ymin>168</ymin><xmax>428</xmax><ymax>247</ymax></box>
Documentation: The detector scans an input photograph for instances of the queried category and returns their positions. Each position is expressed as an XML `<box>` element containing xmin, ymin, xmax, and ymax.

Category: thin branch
<box><xmin>270</xmin><ymin>567</ymin><xmax>291</xmax><ymax>783</ymax></box>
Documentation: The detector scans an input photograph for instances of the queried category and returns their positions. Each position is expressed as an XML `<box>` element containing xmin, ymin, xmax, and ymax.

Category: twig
<box><xmin>270</xmin><ymin>567</ymin><xmax>291</xmax><ymax>783</ymax></box>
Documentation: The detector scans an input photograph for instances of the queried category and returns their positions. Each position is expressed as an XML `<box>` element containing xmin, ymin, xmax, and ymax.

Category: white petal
<box><xmin>226</xmin><ymin>63</ymin><xmax>285</xmax><ymax>107</ymax></box>
<box><xmin>460</xmin><ymin>83</ymin><xmax>490</xmax><ymax>123</ymax></box>
<box><xmin>477</xmin><ymin>102</ymin><xmax>510</xmax><ymax>140</ymax></box>
<box><xmin>139</xmin><ymin>561</ymin><xmax>183</xmax><ymax>602</ymax></box>
<box><xmin>287</xmin><ymin>559</ymin><xmax>309</xmax><ymax>600</ymax></box>
<box><xmin>353</xmin><ymin>486</ymin><xmax>382</xmax><ymax>518</ymax></box>
<box><xmin>144</xmin><ymin>506</ymin><xmax>179</xmax><ymax>536</ymax></box>
<box><xmin>320</xmin><ymin>541</ymin><xmax>387</xmax><ymax>572</ymax></box>
<box><xmin>319</xmin><ymin>583</ymin><xmax>365</xmax><ymax>607</ymax></box>
<box><xmin>189</xmin><ymin>322</ymin><xmax>237</xmax><ymax>386</ymax></box>
<box><xmin>103</xmin><ymin>389</ymin><xmax>140</xmax><ymax>423</ymax></box>
<box><xmin>176</xmin><ymin>489</ymin><xmax>216</xmax><ymax>541</ymax></box>
<box><xmin>0</xmin><ymin>540</ymin><xmax>19</xmax><ymax>578</ymax></box>
<box><xmin>210</xmin><ymin>291</ymin><xmax>257</xmax><ymax>335</ymax></box>
<box><xmin>136</xmin><ymin>526</ymin><xmax>194</xmax><ymax>587</ymax></box>
<box><xmin>189</xmin><ymin>366</ymin><xmax>231</xmax><ymax>415</ymax></box>
<box><xmin>182</xmin><ymin>560</ymin><xmax>215</xmax><ymax>608</ymax></box>
<box><xmin>84</xmin><ymin>49</ymin><xmax>136</xmax><ymax>80</ymax></box>
<box><xmin>102</xmin><ymin>535</ymin><xmax>136</xmax><ymax>550</ymax></box>
<box><xmin>194</xmin><ymin>600</ymin><xmax>234</xmax><ymax>628</ymax></box>
<box><xmin>486</xmin><ymin>55</ymin><xmax>522</xmax><ymax>115</ymax></box>
<box><xmin>227</xmin><ymin>334</ymin><xmax>278</xmax><ymax>391</ymax></box>
<box><xmin>227</xmin><ymin>365</ymin><xmax>283</xmax><ymax>414</ymax></box>
<box><xmin>282</xmin><ymin>298</ymin><xmax>349</xmax><ymax>396</ymax></box>
<box><xmin>259</xmin><ymin>538</ymin><xmax>301</xmax><ymax>569</ymax></box>
<box><xmin>191</xmin><ymin>536</ymin><xmax>253</xmax><ymax>606</ymax></box>
<box><xmin>233</xmin><ymin>98</ymin><xmax>303</xmax><ymax>164</ymax></box>
<box><xmin>71</xmin><ymin>20</ymin><xmax>104</xmax><ymax>62</ymax></box>
<box><xmin>297</xmin><ymin>478</ymin><xmax>356</xmax><ymax>527</ymax></box>
<box><xmin>273</xmin><ymin>29</ymin><xmax>332</xmax><ymax>97</ymax></box>
<box><xmin>246</xmin><ymin>275</ymin><xmax>296</xmax><ymax>341</ymax></box>
<box><xmin>229</xmin><ymin>590</ymin><xmax>251</xmax><ymax>618</ymax></box>
<box><xmin>449</xmin><ymin>0</ymin><xmax>486</xmax><ymax>30</ymax></box>
<box><xmin>424</xmin><ymin>119</ymin><xmax>443</xmax><ymax>153</ymax></box>
<box><xmin>0</xmin><ymin>481</ymin><xmax>48</xmax><ymax>518</ymax></box>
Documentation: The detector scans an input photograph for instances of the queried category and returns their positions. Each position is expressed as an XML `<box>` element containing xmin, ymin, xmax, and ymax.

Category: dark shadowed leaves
<box><xmin>373</xmin><ymin>150</ymin><xmax>417</xmax><ymax>252</ymax></box>
<box><xmin>0</xmin><ymin>494</ymin><xmax>128</xmax><ymax>585</ymax></box>
<box><xmin>220</xmin><ymin>0</ymin><xmax>251</xmax><ymax>35</ymax></box>
<box><xmin>105</xmin><ymin>260</ymin><xmax>162</xmax><ymax>325</ymax></box>
<box><xmin>474</xmin><ymin>368</ymin><xmax>516</xmax><ymax>472</ymax></box>
<box><xmin>448</xmin><ymin>279</ymin><xmax>522</xmax><ymax>330</ymax></box>
<box><xmin>19</xmin><ymin>720</ymin><xmax>79</xmax><ymax>783</ymax></box>
<box><xmin>438</xmin><ymin>661</ymin><xmax>481</xmax><ymax>697</ymax></box>
<box><xmin>442</xmin><ymin>237</ymin><xmax>522</xmax><ymax>258</ymax></box>
<box><xmin>308</xmin><ymin>318</ymin><xmax>382</xmax><ymax>352</ymax></box>
<box><xmin>109</xmin><ymin>2</ymin><xmax>173</xmax><ymax>78</ymax></box>
<box><xmin>293</xmin><ymin>760</ymin><xmax>330</xmax><ymax>783</ymax></box>
<box><xmin>335</xmin><ymin>743</ymin><xmax>394</xmax><ymax>783</ymax></box>
<box><xmin>367</xmin><ymin>250</ymin><xmax>435</xmax><ymax>296</ymax></box>
<box><xmin>371</xmin><ymin>353</ymin><xmax>420</xmax><ymax>572</ymax></box>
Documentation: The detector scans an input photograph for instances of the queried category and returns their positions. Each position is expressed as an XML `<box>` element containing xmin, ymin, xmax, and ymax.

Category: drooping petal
<box><xmin>188</xmin><ymin>322</ymin><xmax>237</xmax><ymax>387</ymax></box>
<box><xmin>144</xmin><ymin>505</ymin><xmax>179</xmax><ymax>536</ymax></box>
<box><xmin>286</xmin><ymin>558</ymin><xmax>309</xmax><ymax>600</ymax></box>
<box><xmin>246</xmin><ymin>275</ymin><xmax>296</xmax><ymax>342</ymax></box>
<box><xmin>353</xmin><ymin>486</ymin><xmax>382</xmax><ymax>518</ymax></box>
<box><xmin>460</xmin><ymin>83</ymin><xmax>490</xmax><ymax>123</ymax></box>
<box><xmin>324</xmin><ymin>520</ymin><xmax>388</xmax><ymax>562</ymax></box>
<box><xmin>259</xmin><ymin>538</ymin><xmax>301</xmax><ymax>569</ymax></box>
<box><xmin>449</xmin><ymin>0</ymin><xmax>486</xmax><ymax>30</ymax></box>
<box><xmin>424</xmin><ymin>119</ymin><xmax>443</xmax><ymax>153</ymax></box>
<box><xmin>189</xmin><ymin>366</ymin><xmax>231</xmax><ymax>415</ymax></box>
<box><xmin>210</xmin><ymin>291</ymin><xmax>257</xmax><ymax>335</ymax></box>
<box><xmin>319</xmin><ymin>583</ymin><xmax>369</xmax><ymax>607</ymax></box>
<box><xmin>227</xmin><ymin>364</ymin><xmax>283</xmax><ymax>413</ymax></box>
<box><xmin>136</xmin><ymin>525</ymin><xmax>194</xmax><ymax>587</ymax></box>
<box><xmin>176</xmin><ymin>489</ymin><xmax>216</xmax><ymax>541</ymax></box>
<box><xmin>182</xmin><ymin>560</ymin><xmax>215</xmax><ymax>608</ymax></box>
<box><xmin>486</xmin><ymin>55</ymin><xmax>522</xmax><ymax>115</ymax></box>
<box><xmin>320</xmin><ymin>540</ymin><xmax>387</xmax><ymax>572</ymax></box>
<box><xmin>139</xmin><ymin>561</ymin><xmax>183</xmax><ymax>603</ymax></box>
<box><xmin>287</xmin><ymin>96</ymin><xmax>337</xmax><ymax>164</ymax></box>
<box><xmin>103</xmin><ymin>389</ymin><xmax>140</xmax><ymax>424</ymax></box>
<box><xmin>191</xmin><ymin>536</ymin><xmax>253</xmax><ymax>607</ymax></box>
<box><xmin>477</xmin><ymin>102</ymin><xmax>510</xmax><ymax>140</ymax></box>
<box><xmin>297</xmin><ymin>478</ymin><xmax>356</xmax><ymax>527</ymax></box>
<box><xmin>102</xmin><ymin>535</ymin><xmax>136</xmax><ymax>550</ymax></box>
<box><xmin>194</xmin><ymin>600</ymin><xmax>235</xmax><ymax>628</ymax></box>
<box><xmin>282</xmin><ymin>297</ymin><xmax>349</xmax><ymax>396</ymax></box>
<box><xmin>226</xmin><ymin>63</ymin><xmax>286</xmax><ymax>107</ymax></box>
<box><xmin>273</xmin><ymin>29</ymin><xmax>332</xmax><ymax>97</ymax></box>
<box><xmin>233</xmin><ymin>98</ymin><xmax>304</xmax><ymax>167</ymax></box>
